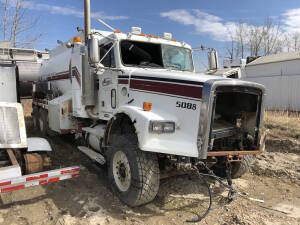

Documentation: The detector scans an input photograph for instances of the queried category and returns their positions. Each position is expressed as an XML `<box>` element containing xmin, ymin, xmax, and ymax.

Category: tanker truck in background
<box><xmin>0</xmin><ymin>43</ymin><xmax>79</xmax><ymax>195</ymax></box>
<box><xmin>32</xmin><ymin>0</ymin><xmax>266</xmax><ymax>206</ymax></box>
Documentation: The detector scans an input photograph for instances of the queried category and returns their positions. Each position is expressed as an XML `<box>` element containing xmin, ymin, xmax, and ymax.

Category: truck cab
<box><xmin>34</xmin><ymin>8</ymin><xmax>265</xmax><ymax>207</ymax></box>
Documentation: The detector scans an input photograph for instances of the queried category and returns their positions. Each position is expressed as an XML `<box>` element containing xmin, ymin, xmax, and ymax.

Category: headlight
<box><xmin>149</xmin><ymin>121</ymin><xmax>175</xmax><ymax>133</ymax></box>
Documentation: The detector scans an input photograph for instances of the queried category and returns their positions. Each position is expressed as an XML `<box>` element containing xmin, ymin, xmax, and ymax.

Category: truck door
<box><xmin>98</xmin><ymin>42</ymin><xmax>118</xmax><ymax>120</ymax></box>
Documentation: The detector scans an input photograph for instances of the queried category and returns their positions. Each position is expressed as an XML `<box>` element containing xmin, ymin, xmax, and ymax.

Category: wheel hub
<box><xmin>113</xmin><ymin>151</ymin><xmax>131</xmax><ymax>192</ymax></box>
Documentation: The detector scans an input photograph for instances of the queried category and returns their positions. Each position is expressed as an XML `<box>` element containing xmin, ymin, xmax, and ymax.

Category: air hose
<box><xmin>186</xmin><ymin>163</ymin><xmax>237</xmax><ymax>223</ymax></box>
<box><xmin>186</xmin><ymin>166</ymin><xmax>212</xmax><ymax>223</ymax></box>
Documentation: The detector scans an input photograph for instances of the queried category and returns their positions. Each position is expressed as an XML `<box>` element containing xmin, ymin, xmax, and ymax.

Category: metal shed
<box><xmin>241</xmin><ymin>51</ymin><xmax>300</xmax><ymax>111</ymax></box>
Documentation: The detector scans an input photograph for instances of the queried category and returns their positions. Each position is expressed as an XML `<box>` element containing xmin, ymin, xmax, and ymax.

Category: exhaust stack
<box><xmin>84</xmin><ymin>0</ymin><xmax>91</xmax><ymax>44</ymax></box>
<box><xmin>82</xmin><ymin>0</ymin><xmax>95</xmax><ymax>107</ymax></box>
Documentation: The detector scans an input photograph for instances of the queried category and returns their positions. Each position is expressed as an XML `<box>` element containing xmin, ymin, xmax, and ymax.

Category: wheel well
<box><xmin>105</xmin><ymin>113</ymin><xmax>138</xmax><ymax>146</ymax></box>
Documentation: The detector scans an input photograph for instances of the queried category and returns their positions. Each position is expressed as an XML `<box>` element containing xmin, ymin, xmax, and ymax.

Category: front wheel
<box><xmin>108</xmin><ymin>136</ymin><xmax>160</xmax><ymax>207</ymax></box>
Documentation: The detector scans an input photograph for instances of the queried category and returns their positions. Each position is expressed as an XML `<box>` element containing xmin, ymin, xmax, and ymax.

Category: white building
<box><xmin>241</xmin><ymin>51</ymin><xmax>300</xmax><ymax>111</ymax></box>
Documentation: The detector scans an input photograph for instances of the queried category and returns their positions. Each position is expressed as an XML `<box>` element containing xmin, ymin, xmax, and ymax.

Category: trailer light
<box><xmin>73</xmin><ymin>36</ymin><xmax>82</xmax><ymax>44</ymax></box>
<box><xmin>149</xmin><ymin>121</ymin><xmax>175</xmax><ymax>133</ymax></box>
<box><xmin>114</xmin><ymin>29</ymin><xmax>121</xmax><ymax>33</ymax></box>
<box><xmin>143</xmin><ymin>102</ymin><xmax>152</xmax><ymax>111</ymax></box>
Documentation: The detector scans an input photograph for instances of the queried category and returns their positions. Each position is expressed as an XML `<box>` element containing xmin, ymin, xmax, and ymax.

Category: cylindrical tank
<box><xmin>39</xmin><ymin>46</ymin><xmax>73</xmax><ymax>95</ymax></box>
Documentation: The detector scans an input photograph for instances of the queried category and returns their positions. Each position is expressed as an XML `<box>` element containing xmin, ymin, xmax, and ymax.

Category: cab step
<box><xmin>78</xmin><ymin>146</ymin><xmax>106</xmax><ymax>165</ymax></box>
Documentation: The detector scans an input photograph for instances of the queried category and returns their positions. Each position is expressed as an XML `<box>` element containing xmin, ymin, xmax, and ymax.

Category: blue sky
<box><xmin>14</xmin><ymin>0</ymin><xmax>300</xmax><ymax>70</ymax></box>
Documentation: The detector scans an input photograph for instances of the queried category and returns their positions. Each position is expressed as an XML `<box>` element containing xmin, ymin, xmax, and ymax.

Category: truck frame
<box><xmin>32</xmin><ymin>0</ymin><xmax>265</xmax><ymax>207</ymax></box>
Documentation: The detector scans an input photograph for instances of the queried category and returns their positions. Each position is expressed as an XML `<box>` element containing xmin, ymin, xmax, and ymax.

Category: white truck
<box><xmin>0</xmin><ymin>47</ymin><xmax>79</xmax><ymax>195</ymax></box>
<box><xmin>33</xmin><ymin>0</ymin><xmax>265</xmax><ymax>207</ymax></box>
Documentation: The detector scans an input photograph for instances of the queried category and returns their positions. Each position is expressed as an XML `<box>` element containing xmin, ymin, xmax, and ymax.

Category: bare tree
<box><xmin>261</xmin><ymin>18</ymin><xmax>282</xmax><ymax>55</ymax></box>
<box><xmin>3</xmin><ymin>0</ymin><xmax>10</xmax><ymax>41</ymax></box>
<box><xmin>290</xmin><ymin>32</ymin><xmax>300</xmax><ymax>51</ymax></box>
<box><xmin>225</xmin><ymin>28</ymin><xmax>235</xmax><ymax>60</ymax></box>
<box><xmin>0</xmin><ymin>0</ymin><xmax>41</xmax><ymax>48</ymax></box>
<box><xmin>235</xmin><ymin>21</ymin><xmax>247</xmax><ymax>58</ymax></box>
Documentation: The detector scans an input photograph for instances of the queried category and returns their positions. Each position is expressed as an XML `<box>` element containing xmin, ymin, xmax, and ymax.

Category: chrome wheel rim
<box><xmin>112</xmin><ymin>150</ymin><xmax>131</xmax><ymax>192</ymax></box>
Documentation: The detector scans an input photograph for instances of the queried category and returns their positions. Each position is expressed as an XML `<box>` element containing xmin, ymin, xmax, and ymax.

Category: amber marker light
<box><xmin>143</xmin><ymin>102</ymin><xmax>152</xmax><ymax>111</ymax></box>
<box><xmin>73</xmin><ymin>36</ymin><xmax>82</xmax><ymax>44</ymax></box>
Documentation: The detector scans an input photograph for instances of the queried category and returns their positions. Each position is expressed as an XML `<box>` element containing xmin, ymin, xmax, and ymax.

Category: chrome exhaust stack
<box><xmin>82</xmin><ymin>0</ymin><xmax>95</xmax><ymax>107</ymax></box>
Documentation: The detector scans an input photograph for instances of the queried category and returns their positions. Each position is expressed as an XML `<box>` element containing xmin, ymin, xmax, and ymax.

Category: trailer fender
<box><xmin>27</xmin><ymin>137</ymin><xmax>52</xmax><ymax>152</ymax></box>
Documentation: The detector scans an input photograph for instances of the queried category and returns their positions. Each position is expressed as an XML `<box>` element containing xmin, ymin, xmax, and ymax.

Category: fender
<box><xmin>27</xmin><ymin>137</ymin><xmax>52</xmax><ymax>152</ymax></box>
<box><xmin>112</xmin><ymin>105</ymin><xmax>199</xmax><ymax>158</ymax></box>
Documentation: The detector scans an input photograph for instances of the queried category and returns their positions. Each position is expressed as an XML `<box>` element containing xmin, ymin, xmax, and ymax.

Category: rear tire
<box><xmin>108</xmin><ymin>135</ymin><xmax>160</xmax><ymax>207</ymax></box>
<box><xmin>211</xmin><ymin>155</ymin><xmax>254</xmax><ymax>179</ymax></box>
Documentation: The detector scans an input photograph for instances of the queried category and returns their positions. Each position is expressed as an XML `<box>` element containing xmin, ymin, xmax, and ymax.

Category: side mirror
<box><xmin>89</xmin><ymin>36</ymin><xmax>99</xmax><ymax>64</ymax></box>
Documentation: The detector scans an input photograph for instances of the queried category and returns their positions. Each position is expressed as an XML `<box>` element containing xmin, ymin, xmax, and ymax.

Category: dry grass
<box><xmin>264</xmin><ymin>110</ymin><xmax>300</xmax><ymax>140</ymax></box>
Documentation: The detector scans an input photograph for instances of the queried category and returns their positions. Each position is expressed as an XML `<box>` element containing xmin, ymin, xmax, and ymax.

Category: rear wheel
<box><xmin>211</xmin><ymin>155</ymin><xmax>254</xmax><ymax>179</ymax></box>
<box><xmin>108</xmin><ymin>135</ymin><xmax>160</xmax><ymax>207</ymax></box>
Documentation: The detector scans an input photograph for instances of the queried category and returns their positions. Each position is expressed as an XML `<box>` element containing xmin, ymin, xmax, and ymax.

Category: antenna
<box><xmin>97</xmin><ymin>18</ymin><xmax>115</xmax><ymax>31</ymax></box>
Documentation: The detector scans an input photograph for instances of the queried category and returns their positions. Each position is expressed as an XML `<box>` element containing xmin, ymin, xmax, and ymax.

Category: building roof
<box><xmin>247</xmin><ymin>51</ymin><xmax>300</xmax><ymax>66</ymax></box>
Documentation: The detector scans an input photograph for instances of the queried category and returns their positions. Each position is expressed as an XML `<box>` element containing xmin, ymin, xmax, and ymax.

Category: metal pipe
<box><xmin>84</xmin><ymin>0</ymin><xmax>91</xmax><ymax>45</ymax></box>
<box><xmin>81</xmin><ymin>53</ymin><xmax>95</xmax><ymax>106</ymax></box>
<box><xmin>82</xmin><ymin>0</ymin><xmax>95</xmax><ymax>107</ymax></box>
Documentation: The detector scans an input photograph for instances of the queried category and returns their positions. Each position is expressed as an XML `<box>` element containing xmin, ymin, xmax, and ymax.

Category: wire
<box><xmin>186</xmin><ymin>166</ymin><xmax>212</xmax><ymax>223</ymax></box>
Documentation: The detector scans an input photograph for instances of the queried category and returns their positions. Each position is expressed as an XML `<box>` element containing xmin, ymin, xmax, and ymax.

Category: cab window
<box><xmin>99</xmin><ymin>43</ymin><xmax>115</xmax><ymax>68</ymax></box>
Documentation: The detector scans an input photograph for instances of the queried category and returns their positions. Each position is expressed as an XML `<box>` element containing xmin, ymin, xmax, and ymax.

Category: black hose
<box><xmin>186</xmin><ymin>167</ymin><xmax>213</xmax><ymax>223</ymax></box>
<box><xmin>186</xmin><ymin>164</ymin><xmax>237</xmax><ymax>223</ymax></box>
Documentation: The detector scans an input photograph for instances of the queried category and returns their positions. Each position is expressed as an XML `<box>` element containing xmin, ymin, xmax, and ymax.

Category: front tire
<box><xmin>108</xmin><ymin>136</ymin><xmax>160</xmax><ymax>207</ymax></box>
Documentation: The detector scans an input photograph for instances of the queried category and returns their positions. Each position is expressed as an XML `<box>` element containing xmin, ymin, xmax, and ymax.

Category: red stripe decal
<box><xmin>48</xmin><ymin>73</ymin><xmax>69</xmax><ymax>81</ymax></box>
<box><xmin>26</xmin><ymin>174</ymin><xmax>48</xmax><ymax>182</ymax></box>
<box><xmin>48</xmin><ymin>177</ymin><xmax>60</xmax><ymax>183</ymax></box>
<box><xmin>130</xmin><ymin>79</ymin><xmax>202</xmax><ymax>99</ymax></box>
<box><xmin>39</xmin><ymin>179</ymin><xmax>47</xmax><ymax>185</ymax></box>
<box><xmin>40</xmin><ymin>174</ymin><xmax>48</xmax><ymax>178</ymax></box>
<box><xmin>47</xmin><ymin>67</ymin><xmax>81</xmax><ymax>86</ymax></box>
<box><xmin>61</xmin><ymin>169</ymin><xmax>72</xmax><ymax>174</ymax></box>
<box><xmin>61</xmin><ymin>167</ymin><xmax>80</xmax><ymax>174</ymax></box>
<box><xmin>72</xmin><ymin>174</ymin><xmax>80</xmax><ymax>179</ymax></box>
<box><xmin>1</xmin><ymin>184</ymin><xmax>25</xmax><ymax>192</ymax></box>
<box><xmin>39</xmin><ymin>177</ymin><xmax>60</xmax><ymax>185</ymax></box>
<box><xmin>0</xmin><ymin>181</ymin><xmax>11</xmax><ymax>187</ymax></box>
<box><xmin>118</xmin><ymin>79</ymin><xmax>129</xmax><ymax>84</ymax></box>
<box><xmin>72</xmin><ymin>67</ymin><xmax>81</xmax><ymax>85</ymax></box>
<box><xmin>72</xmin><ymin>167</ymin><xmax>80</xmax><ymax>172</ymax></box>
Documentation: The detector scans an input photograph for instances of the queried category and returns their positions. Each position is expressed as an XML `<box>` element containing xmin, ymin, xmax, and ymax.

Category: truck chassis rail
<box><xmin>0</xmin><ymin>166</ymin><xmax>80</xmax><ymax>193</ymax></box>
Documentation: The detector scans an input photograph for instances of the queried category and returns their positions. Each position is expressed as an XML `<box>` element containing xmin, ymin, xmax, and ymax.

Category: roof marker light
<box><xmin>131</xmin><ymin>27</ymin><xmax>142</xmax><ymax>35</ymax></box>
<box><xmin>163</xmin><ymin>32</ymin><xmax>172</xmax><ymax>40</ymax></box>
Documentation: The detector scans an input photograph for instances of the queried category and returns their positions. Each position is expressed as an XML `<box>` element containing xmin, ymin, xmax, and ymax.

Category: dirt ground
<box><xmin>0</xmin><ymin>101</ymin><xmax>300</xmax><ymax>225</ymax></box>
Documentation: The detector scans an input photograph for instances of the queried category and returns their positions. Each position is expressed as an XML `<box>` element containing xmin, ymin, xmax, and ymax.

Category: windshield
<box><xmin>161</xmin><ymin>45</ymin><xmax>193</xmax><ymax>71</ymax></box>
<box><xmin>120</xmin><ymin>40</ymin><xmax>194</xmax><ymax>71</ymax></box>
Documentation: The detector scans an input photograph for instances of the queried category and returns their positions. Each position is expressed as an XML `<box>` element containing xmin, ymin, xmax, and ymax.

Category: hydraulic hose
<box><xmin>186</xmin><ymin>166</ymin><xmax>212</xmax><ymax>223</ymax></box>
